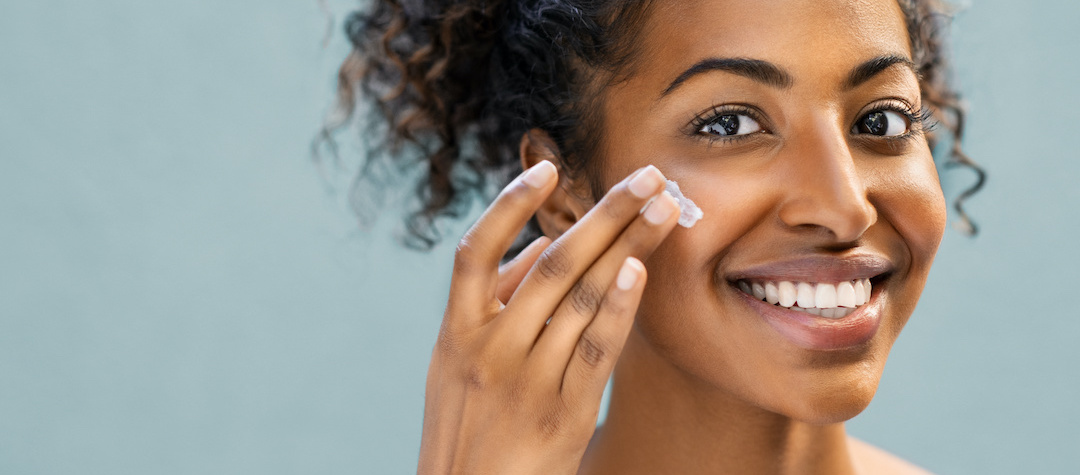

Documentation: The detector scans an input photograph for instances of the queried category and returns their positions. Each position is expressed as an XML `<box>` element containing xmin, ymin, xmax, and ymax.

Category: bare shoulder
<box><xmin>848</xmin><ymin>437</ymin><xmax>934</xmax><ymax>475</ymax></box>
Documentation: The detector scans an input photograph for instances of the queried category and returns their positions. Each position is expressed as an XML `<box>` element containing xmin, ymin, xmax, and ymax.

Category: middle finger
<box><xmin>496</xmin><ymin>165</ymin><xmax>669</xmax><ymax>345</ymax></box>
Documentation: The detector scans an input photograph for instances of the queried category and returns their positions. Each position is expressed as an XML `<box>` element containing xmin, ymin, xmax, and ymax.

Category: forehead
<box><xmin>632</xmin><ymin>0</ymin><xmax>912</xmax><ymax>89</ymax></box>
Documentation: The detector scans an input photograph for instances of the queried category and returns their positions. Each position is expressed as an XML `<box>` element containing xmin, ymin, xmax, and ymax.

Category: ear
<box><xmin>519</xmin><ymin>129</ymin><xmax>589</xmax><ymax>239</ymax></box>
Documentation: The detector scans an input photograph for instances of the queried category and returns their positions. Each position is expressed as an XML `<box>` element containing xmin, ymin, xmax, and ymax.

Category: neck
<box><xmin>578</xmin><ymin>330</ymin><xmax>859</xmax><ymax>475</ymax></box>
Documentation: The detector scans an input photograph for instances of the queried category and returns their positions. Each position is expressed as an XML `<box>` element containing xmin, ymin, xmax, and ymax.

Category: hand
<box><xmin>417</xmin><ymin>161</ymin><xmax>680</xmax><ymax>475</ymax></box>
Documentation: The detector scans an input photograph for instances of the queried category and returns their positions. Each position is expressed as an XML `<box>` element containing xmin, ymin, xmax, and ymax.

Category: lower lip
<box><xmin>735</xmin><ymin>285</ymin><xmax>882</xmax><ymax>351</ymax></box>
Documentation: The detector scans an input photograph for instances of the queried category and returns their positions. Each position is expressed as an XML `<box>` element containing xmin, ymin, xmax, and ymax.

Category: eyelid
<box><xmin>852</xmin><ymin>98</ymin><xmax>924</xmax><ymax>135</ymax></box>
<box><xmin>687</xmin><ymin>103</ymin><xmax>770</xmax><ymax>135</ymax></box>
<box><xmin>856</xmin><ymin>97</ymin><xmax>919</xmax><ymax>120</ymax></box>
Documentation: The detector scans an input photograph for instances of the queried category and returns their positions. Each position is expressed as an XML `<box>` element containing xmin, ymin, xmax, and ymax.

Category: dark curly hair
<box><xmin>319</xmin><ymin>0</ymin><xmax>985</xmax><ymax>250</ymax></box>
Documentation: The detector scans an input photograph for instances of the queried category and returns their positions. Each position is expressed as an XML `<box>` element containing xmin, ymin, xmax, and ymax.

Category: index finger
<box><xmin>445</xmin><ymin>161</ymin><xmax>558</xmax><ymax>328</ymax></box>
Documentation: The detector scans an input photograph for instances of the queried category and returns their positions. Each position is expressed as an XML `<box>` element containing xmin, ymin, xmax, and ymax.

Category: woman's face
<box><xmin>592</xmin><ymin>0</ymin><xmax>947</xmax><ymax>423</ymax></box>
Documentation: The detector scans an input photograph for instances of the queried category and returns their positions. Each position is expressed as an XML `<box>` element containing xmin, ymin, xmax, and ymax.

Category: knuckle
<box><xmin>568</xmin><ymin>278</ymin><xmax>604</xmax><ymax>316</ymax></box>
<box><xmin>576</xmin><ymin>332</ymin><xmax>609</xmax><ymax>369</ymax></box>
<box><xmin>535</xmin><ymin>404</ymin><xmax>569</xmax><ymax>440</ymax></box>
<box><xmin>535</xmin><ymin>241</ymin><xmax>574</xmax><ymax>281</ymax></box>
<box><xmin>453</xmin><ymin>237</ymin><xmax>479</xmax><ymax>274</ymax></box>
<box><xmin>599</xmin><ymin>292</ymin><xmax>629</xmax><ymax>317</ymax></box>
<box><xmin>463</xmin><ymin>361</ymin><xmax>492</xmax><ymax>391</ymax></box>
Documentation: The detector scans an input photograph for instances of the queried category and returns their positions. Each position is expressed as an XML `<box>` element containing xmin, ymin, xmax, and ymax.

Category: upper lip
<box><xmin>726</xmin><ymin>254</ymin><xmax>894</xmax><ymax>283</ymax></box>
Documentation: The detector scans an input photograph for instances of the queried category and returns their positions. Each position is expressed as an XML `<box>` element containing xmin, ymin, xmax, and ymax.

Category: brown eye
<box><xmin>699</xmin><ymin>114</ymin><xmax>762</xmax><ymax>137</ymax></box>
<box><xmin>855</xmin><ymin>110</ymin><xmax>909</xmax><ymax>136</ymax></box>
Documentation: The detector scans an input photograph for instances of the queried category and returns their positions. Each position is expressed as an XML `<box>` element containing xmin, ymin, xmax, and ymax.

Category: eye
<box><xmin>854</xmin><ymin>110</ymin><xmax>909</xmax><ymax>137</ymax></box>
<box><xmin>698</xmin><ymin>114</ymin><xmax>762</xmax><ymax>137</ymax></box>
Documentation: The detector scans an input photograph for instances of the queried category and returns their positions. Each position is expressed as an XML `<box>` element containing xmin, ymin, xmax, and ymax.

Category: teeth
<box><xmin>837</xmin><ymin>281</ymin><xmax>856</xmax><ymax>308</ymax></box>
<box><xmin>751</xmin><ymin>282</ymin><xmax>766</xmax><ymax>300</ymax></box>
<box><xmin>796</xmin><ymin>282</ymin><xmax>815</xmax><ymax>308</ymax></box>
<box><xmin>815</xmin><ymin>283</ymin><xmax>837</xmax><ymax>309</ymax></box>
<box><xmin>736</xmin><ymin>277</ymin><xmax>879</xmax><ymax>316</ymax></box>
<box><xmin>739</xmin><ymin>281</ymin><xmax>752</xmax><ymax>294</ymax></box>
<box><xmin>778</xmin><ymin>281</ymin><xmax>797</xmax><ymax>307</ymax></box>
<box><xmin>765</xmin><ymin>282</ymin><xmax>779</xmax><ymax>305</ymax></box>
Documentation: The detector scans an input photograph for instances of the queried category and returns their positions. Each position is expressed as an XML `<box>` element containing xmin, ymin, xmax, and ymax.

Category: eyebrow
<box><xmin>659</xmin><ymin>54</ymin><xmax>918</xmax><ymax>99</ymax></box>
<box><xmin>843</xmin><ymin>55</ymin><xmax>918</xmax><ymax>90</ymax></box>
<box><xmin>660</xmin><ymin>58</ymin><xmax>792</xmax><ymax>97</ymax></box>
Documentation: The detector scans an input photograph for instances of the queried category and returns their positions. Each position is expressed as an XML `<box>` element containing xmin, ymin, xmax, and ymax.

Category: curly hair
<box><xmin>321</xmin><ymin>0</ymin><xmax>985</xmax><ymax>250</ymax></box>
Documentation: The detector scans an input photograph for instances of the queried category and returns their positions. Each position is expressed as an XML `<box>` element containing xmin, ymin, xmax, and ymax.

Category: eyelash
<box><xmin>688</xmin><ymin>104</ymin><xmax>766</xmax><ymax>145</ymax></box>
<box><xmin>856</xmin><ymin>98</ymin><xmax>934</xmax><ymax>145</ymax></box>
<box><xmin>687</xmin><ymin>100</ymin><xmax>938</xmax><ymax>145</ymax></box>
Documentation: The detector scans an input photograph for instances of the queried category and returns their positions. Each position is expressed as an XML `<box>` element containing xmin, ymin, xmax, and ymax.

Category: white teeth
<box><xmin>736</xmin><ymin>277</ymin><xmax>880</xmax><ymax>317</ymax></box>
<box><xmin>765</xmin><ymin>282</ymin><xmax>779</xmax><ymax>305</ymax></box>
<box><xmin>815</xmin><ymin>283</ymin><xmax>838</xmax><ymax>309</ymax></box>
<box><xmin>854</xmin><ymin>280</ymin><xmax>866</xmax><ymax>305</ymax></box>
<box><xmin>751</xmin><ymin>282</ymin><xmax>766</xmax><ymax>300</ymax></box>
<box><xmin>837</xmin><ymin>281</ymin><xmax>856</xmax><ymax>308</ymax></box>
<box><xmin>778</xmin><ymin>281</ymin><xmax>797</xmax><ymax>307</ymax></box>
<box><xmin>796</xmin><ymin>282</ymin><xmax>815</xmax><ymax>308</ymax></box>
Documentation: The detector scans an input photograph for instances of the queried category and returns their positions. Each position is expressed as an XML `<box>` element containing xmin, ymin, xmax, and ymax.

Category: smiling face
<box><xmin>587</xmin><ymin>0</ymin><xmax>948</xmax><ymax>423</ymax></box>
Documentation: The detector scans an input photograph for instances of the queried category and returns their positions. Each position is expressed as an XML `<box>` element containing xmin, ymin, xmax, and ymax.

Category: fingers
<box><xmin>499</xmin><ymin>165</ymin><xmax>670</xmax><ymax>345</ymax></box>
<box><xmin>496</xmin><ymin>236</ymin><xmax>551</xmax><ymax>304</ymax></box>
<box><xmin>446</xmin><ymin>161</ymin><xmax>558</xmax><ymax>328</ymax></box>
<box><xmin>530</xmin><ymin>191</ymin><xmax>679</xmax><ymax>372</ymax></box>
<box><xmin>561</xmin><ymin>257</ymin><xmax>646</xmax><ymax>401</ymax></box>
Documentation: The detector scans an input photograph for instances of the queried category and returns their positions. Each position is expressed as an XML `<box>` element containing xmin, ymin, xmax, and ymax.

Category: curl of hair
<box><xmin>322</xmin><ymin>0</ymin><xmax>985</xmax><ymax>250</ymax></box>
<box><xmin>901</xmin><ymin>0</ymin><xmax>986</xmax><ymax>235</ymax></box>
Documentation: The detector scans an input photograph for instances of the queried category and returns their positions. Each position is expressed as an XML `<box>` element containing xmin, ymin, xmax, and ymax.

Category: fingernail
<box><xmin>628</xmin><ymin>165</ymin><xmax>663</xmax><ymax>199</ymax></box>
<box><xmin>523</xmin><ymin>161</ymin><xmax>557</xmax><ymax>188</ymax></box>
<box><xmin>616</xmin><ymin>258</ymin><xmax>641</xmax><ymax>290</ymax></box>
<box><xmin>643</xmin><ymin>191</ymin><xmax>677</xmax><ymax>225</ymax></box>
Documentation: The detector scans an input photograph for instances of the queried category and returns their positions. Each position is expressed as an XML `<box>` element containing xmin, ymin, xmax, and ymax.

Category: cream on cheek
<box><xmin>665</xmin><ymin>178</ymin><xmax>704</xmax><ymax>228</ymax></box>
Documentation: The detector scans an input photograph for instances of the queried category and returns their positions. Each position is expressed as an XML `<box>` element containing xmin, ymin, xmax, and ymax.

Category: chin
<box><xmin>751</xmin><ymin>336</ymin><xmax>894</xmax><ymax>423</ymax></box>
<box><xmin>777</xmin><ymin>367</ymin><xmax>883</xmax><ymax>425</ymax></box>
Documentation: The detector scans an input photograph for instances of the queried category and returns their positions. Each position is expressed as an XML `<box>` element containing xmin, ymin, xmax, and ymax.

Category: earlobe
<box><xmin>519</xmin><ymin>129</ymin><xmax>588</xmax><ymax>239</ymax></box>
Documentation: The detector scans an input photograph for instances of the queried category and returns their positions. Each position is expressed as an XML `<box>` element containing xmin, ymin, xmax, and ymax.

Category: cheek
<box><xmin>865</xmin><ymin>155</ymin><xmax>948</xmax><ymax>265</ymax></box>
<box><xmin>648</xmin><ymin>164</ymin><xmax>787</xmax><ymax>266</ymax></box>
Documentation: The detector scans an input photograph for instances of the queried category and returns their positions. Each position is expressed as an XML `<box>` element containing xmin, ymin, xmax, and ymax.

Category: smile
<box><xmin>724</xmin><ymin>255</ymin><xmax>894</xmax><ymax>350</ymax></box>
<box><xmin>735</xmin><ymin>279</ymin><xmax>872</xmax><ymax>319</ymax></box>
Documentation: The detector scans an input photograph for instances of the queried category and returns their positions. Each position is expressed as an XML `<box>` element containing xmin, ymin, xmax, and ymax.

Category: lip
<box><xmin>725</xmin><ymin>254</ymin><xmax>893</xmax><ymax>351</ymax></box>
<box><xmin>727</xmin><ymin>254</ymin><xmax>893</xmax><ymax>283</ymax></box>
<box><xmin>735</xmin><ymin>284</ymin><xmax>883</xmax><ymax>350</ymax></box>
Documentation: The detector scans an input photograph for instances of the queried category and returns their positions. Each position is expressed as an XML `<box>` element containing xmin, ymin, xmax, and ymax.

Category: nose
<box><xmin>776</xmin><ymin>119</ymin><xmax>877</xmax><ymax>243</ymax></box>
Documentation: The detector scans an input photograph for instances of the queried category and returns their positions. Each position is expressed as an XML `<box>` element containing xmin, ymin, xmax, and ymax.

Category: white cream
<box><xmin>665</xmin><ymin>179</ymin><xmax>704</xmax><ymax>228</ymax></box>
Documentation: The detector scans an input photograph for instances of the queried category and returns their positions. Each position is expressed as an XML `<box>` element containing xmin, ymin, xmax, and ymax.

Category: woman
<box><xmin>334</xmin><ymin>0</ymin><xmax>982</xmax><ymax>473</ymax></box>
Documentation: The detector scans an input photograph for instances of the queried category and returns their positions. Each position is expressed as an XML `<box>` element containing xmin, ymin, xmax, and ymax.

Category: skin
<box><xmin>418</xmin><ymin>0</ymin><xmax>946</xmax><ymax>474</ymax></box>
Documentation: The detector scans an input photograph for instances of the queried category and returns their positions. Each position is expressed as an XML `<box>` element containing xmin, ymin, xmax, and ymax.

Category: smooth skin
<box><xmin>420</xmin><ymin>0</ymin><xmax>945</xmax><ymax>474</ymax></box>
<box><xmin>418</xmin><ymin>160</ymin><xmax>682</xmax><ymax>474</ymax></box>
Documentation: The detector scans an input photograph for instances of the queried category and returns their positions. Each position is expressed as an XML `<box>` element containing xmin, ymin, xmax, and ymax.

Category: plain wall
<box><xmin>2</xmin><ymin>0</ymin><xmax>1077</xmax><ymax>473</ymax></box>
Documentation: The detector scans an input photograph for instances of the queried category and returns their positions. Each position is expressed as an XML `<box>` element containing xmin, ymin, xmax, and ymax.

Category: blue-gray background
<box><xmin>2</xmin><ymin>1</ymin><xmax>1076</xmax><ymax>473</ymax></box>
